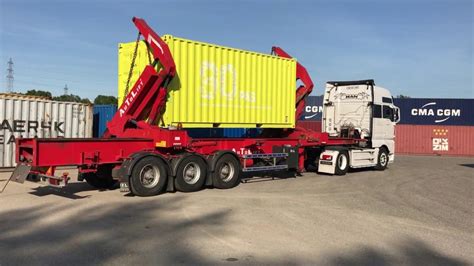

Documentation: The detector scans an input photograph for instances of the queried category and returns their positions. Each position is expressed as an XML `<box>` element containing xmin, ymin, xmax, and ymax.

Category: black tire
<box><xmin>212</xmin><ymin>154</ymin><xmax>241</xmax><ymax>189</ymax></box>
<box><xmin>175</xmin><ymin>155</ymin><xmax>207</xmax><ymax>192</ymax></box>
<box><xmin>334</xmin><ymin>151</ymin><xmax>349</xmax><ymax>176</ymax></box>
<box><xmin>374</xmin><ymin>148</ymin><xmax>389</xmax><ymax>170</ymax></box>
<box><xmin>82</xmin><ymin>165</ymin><xmax>117</xmax><ymax>189</ymax></box>
<box><xmin>130</xmin><ymin>156</ymin><xmax>168</xmax><ymax>197</ymax></box>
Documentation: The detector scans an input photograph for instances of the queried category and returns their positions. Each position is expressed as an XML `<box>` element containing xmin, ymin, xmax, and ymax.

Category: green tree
<box><xmin>396</xmin><ymin>94</ymin><xmax>411</xmax><ymax>99</ymax></box>
<box><xmin>25</xmin><ymin>89</ymin><xmax>52</xmax><ymax>98</ymax></box>
<box><xmin>53</xmin><ymin>94</ymin><xmax>91</xmax><ymax>104</ymax></box>
<box><xmin>94</xmin><ymin>95</ymin><xmax>117</xmax><ymax>105</ymax></box>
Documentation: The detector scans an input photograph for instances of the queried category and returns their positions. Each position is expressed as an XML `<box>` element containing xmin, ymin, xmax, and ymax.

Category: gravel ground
<box><xmin>0</xmin><ymin>155</ymin><xmax>472</xmax><ymax>265</ymax></box>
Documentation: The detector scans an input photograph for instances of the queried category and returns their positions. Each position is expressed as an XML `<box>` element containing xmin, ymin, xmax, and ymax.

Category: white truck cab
<box><xmin>318</xmin><ymin>79</ymin><xmax>400</xmax><ymax>175</ymax></box>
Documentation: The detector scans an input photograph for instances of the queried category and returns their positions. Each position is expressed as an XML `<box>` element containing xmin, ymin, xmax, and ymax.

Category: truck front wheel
<box><xmin>335</xmin><ymin>151</ymin><xmax>349</xmax><ymax>176</ymax></box>
<box><xmin>374</xmin><ymin>148</ymin><xmax>389</xmax><ymax>170</ymax></box>
<box><xmin>130</xmin><ymin>156</ymin><xmax>168</xmax><ymax>196</ymax></box>
<box><xmin>212</xmin><ymin>154</ymin><xmax>241</xmax><ymax>189</ymax></box>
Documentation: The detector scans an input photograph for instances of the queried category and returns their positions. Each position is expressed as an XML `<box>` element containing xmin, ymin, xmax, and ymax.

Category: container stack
<box><xmin>393</xmin><ymin>98</ymin><xmax>474</xmax><ymax>156</ymax></box>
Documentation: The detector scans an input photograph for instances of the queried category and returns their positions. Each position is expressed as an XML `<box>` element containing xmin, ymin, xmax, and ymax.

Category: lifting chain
<box><xmin>146</xmin><ymin>42</ymin><xmax>153</xmax><ymax>65</ymax></box>
<box><xmin>124</xmin><ymin>32</ymin><xmax>141</xmax><ymax>96</ymax></box>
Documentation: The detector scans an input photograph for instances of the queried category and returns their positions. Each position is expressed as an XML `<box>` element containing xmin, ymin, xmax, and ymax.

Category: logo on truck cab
<box><xmin>411</xmin><ymin>102</ymin><xmax>461</xmax><ymax>123</ymax></box>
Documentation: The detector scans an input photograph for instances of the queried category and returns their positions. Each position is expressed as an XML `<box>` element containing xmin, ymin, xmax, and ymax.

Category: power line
<box><xmin>6</xmin><ymin>58</ymin><xmax>14</xmax><ymax>93</ymax></box>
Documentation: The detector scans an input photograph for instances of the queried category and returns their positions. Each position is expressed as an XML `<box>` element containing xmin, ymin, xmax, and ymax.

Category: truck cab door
<box><xmin>372</xmin><ymin>104</ymin><xmax>396</xmax><ymax>153</ymax></box>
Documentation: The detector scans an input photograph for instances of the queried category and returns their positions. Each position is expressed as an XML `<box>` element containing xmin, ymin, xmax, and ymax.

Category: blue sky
<box><xmin>0</xmin><ymin>0</ymin><xmax>472</xmax><ymax>99</ymax></box>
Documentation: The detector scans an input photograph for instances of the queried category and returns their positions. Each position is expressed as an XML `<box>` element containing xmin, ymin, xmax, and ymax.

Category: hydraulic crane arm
<box><xmin>272</xmin><ymin>47</ymin><xmax>314</xmax><ymax>122</ymax></box>
<box><xmin>105</xmin><ymin>17</ymin><xmax>176</xmax><ymax>137</ymax></box>
<box><xmin>132</xmin><ymin>17</ymin><xmax>176</xmax><ymax>75</ymax></box>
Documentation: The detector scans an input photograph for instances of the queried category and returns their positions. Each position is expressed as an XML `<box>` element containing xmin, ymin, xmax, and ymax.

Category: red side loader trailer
<box><xmin>4</xmin><ymin>18</ymin><xmax>392</xmax><ymax>197</ymax></box>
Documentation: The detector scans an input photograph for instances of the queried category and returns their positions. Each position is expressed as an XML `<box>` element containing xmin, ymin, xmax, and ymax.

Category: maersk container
<box><xmin>395</xmin><ymin>125</ymin><xmax>474</xmax><ymax>156</ymax></box>
<box><xmin>93</xmin><ymin>105</ymin><xmax>117</xmax><ymax>137</ymax></box>
<box><xmin>118</xmin><ymin>36</ymin><xmax>297</xmax><ymax>128</ymax></box>
<box><xmin>0</xmin><ymin>94</ymin><xmax>93</xmax><ymax>167</ymax></box>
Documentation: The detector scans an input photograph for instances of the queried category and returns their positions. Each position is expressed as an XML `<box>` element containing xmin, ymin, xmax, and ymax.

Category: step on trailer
<box><xmin>3</xmin><ymin>17</ymin><xmax>399</xmax><ymax>196</ymax></box>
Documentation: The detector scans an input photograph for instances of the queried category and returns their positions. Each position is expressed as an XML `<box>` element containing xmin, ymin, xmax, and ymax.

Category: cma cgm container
<box><xmin>0</xmin><ymin>94</ymin><xmax>93</xmax><ymax>167</ymax></box>
<box><xmin>93</xmin><ymin>105</ymin><xmax>117</xmax><ymax>137</ymax></box>
<box><xmin>118</xmin><ymin>36</ymin><xmax>297</xmax><ymax>128</ymax></box>
<box><xmin>299</xmin><ymin>95</ymin><xmax>323</xmax><ymax>121</ymax></box>
<box><xmin>296</xmin><ymin>95</ymin><xmax>323</xmax><ymax>132</ymax></box>
<box><xmin>393</xmin><ymin>98</ymin><xmax>474</xmax><ymax>126</ymax></box>
<box><xmin>393</xmin><ymin>98</ymin><xmax>474</xmax><ymax>156</ymax></box>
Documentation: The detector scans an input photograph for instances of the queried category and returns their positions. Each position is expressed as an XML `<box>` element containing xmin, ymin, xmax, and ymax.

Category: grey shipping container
<box><xmin>0</xmin><ymin>94</ymin><xmax>93</xmax><ymax>167</ymax></box>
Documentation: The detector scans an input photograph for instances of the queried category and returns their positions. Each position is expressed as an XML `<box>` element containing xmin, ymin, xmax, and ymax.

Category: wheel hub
<box><xmin>219</xmin><ymin>163</ymin><xmax>234</xmax><ymax>182</ymax></box>
<box><xmin>139</xmin><ymin>164</ymin><xmax>160</xmax><ymax>188</ymax></box>
<box><xmin>183</xmin><ymin>162</ymin><xmax>201</xmax><ymax>185</ymax></box>
<box><xmin>380</xmin><ymin>153</ymin><xmax>387</xmax><ymax>166</ymax></box>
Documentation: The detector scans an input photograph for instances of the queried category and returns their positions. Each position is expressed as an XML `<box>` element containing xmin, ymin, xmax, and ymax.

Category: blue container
<box><xmin>93</xmin><ymin>105</ymin><xmax>117</xmax><ymax>137</ymax></box>
<box><xmin>300</xmin><ymin>96</ymin><xmax>323</xmax><ymax>121</ymax></box>
<box><xmin>393</xmin><ymin>98</ymin><xmax>474</xmax><ymax>126</ymax></box>
<box><xmin>186</xmin><ymin>128</ymin><xmax>261</xmax><ymax>138</ymax></box>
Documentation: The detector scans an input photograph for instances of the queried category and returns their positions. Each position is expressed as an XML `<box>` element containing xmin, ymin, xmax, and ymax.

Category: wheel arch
<box><xmin>208</xmin><ymin>150</ymin><xmax>240</xmax><ymax>172</ymax></box>
<box><xmin>379</xmin><ymin>145</ymin><xmax>390</xmax><ymax>154</ymax></box>
<box><xmin>205</xmin><ymin>150</ymin><xmax>240</xmax><ymax>187</ymax></box>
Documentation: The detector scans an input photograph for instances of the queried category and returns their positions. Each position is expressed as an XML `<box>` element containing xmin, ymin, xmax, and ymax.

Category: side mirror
<box><xmin>393</xmin><ymin>107</ymin><xmax>400</xmax><ymax>123</ymax></box>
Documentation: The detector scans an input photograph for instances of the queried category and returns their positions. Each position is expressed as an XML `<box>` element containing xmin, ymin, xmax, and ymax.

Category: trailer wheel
<box><xmin>374</xmin><ymin>148</ymin><xmax>389</xmax><ymax>171</ymax></box>
<box><xmin>175</xmin><ymin>155</ymin><xmax>207</xmax><ymax>192</ymax></box>
<box><xmin>82</xmin><ymin>165</ymin><xmax>117</xmax><ymax>189</ymax></box>
<box><xmin>130</xmin><ymin>156</ymin><xmax>168</xmax><ymax>197</ymax></box>
<box><xmin>212</xmin><ymin>154</ymin><xmax>241</xmax><ymax>189</ymax></box>
<box><xmin>335</xmin><ymin>151</ymin><xmax>349</xmax><ymax>176</ymax></box>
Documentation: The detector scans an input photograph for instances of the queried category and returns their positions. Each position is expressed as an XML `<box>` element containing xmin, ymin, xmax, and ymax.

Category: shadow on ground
<box><xmin>28</xmin><ymin>182</ymin><xmax>100</xmax><ymax>199</ymax></box>
<box><xmin>0</xmin><ymin>196</ymin><xmax>231</xmax><ymax>265</ymax></box>
<box><xmin>322</xmin><ymin>239</ymin><xmax>469</xmax><ymax>266</ymax></box>
<box><xmin>1</xmin><ymin>198</ymin><xmax>470</xmax><ymax>265</ymax></box>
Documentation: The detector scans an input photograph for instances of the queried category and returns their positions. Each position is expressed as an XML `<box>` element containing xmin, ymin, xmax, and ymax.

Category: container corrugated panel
<box><xmin>296</xmin><ymin>120</ymin><xmax>322</xmax><ymax>132</ymax></box>
<box><xmin>118</xmin><ymin>37</ymin><xmax>297</xmax><ymax>128</ymax></box>
<box><xmin>300</xmin><ymin>96</ymin><xmax>323</xmax><ymax>121</ymax></box>
<box><xmin>395</xmin><ymin>125</ymin><xmax>474</xmax><ymax>156</ymax></box>
<box><xmin>393</xmin><ymin>98</ymin><xmax>474</xmax><ymax>126</ymax></box>
<box><xmin>0</xmin><ymin>95</ymin><xmax>93</xmax><ymax>167</ymax></box>
<box><xmin>93</xmin><ymin>105</ymin><xmax>117</xmax><ymax>137</ymax></box>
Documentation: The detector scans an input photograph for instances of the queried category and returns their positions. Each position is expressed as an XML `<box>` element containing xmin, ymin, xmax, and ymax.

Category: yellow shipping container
<box><xmin>118</xmin><ymin>35</ymin><xmax>296</xmax><ymax>128</ymax></box>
